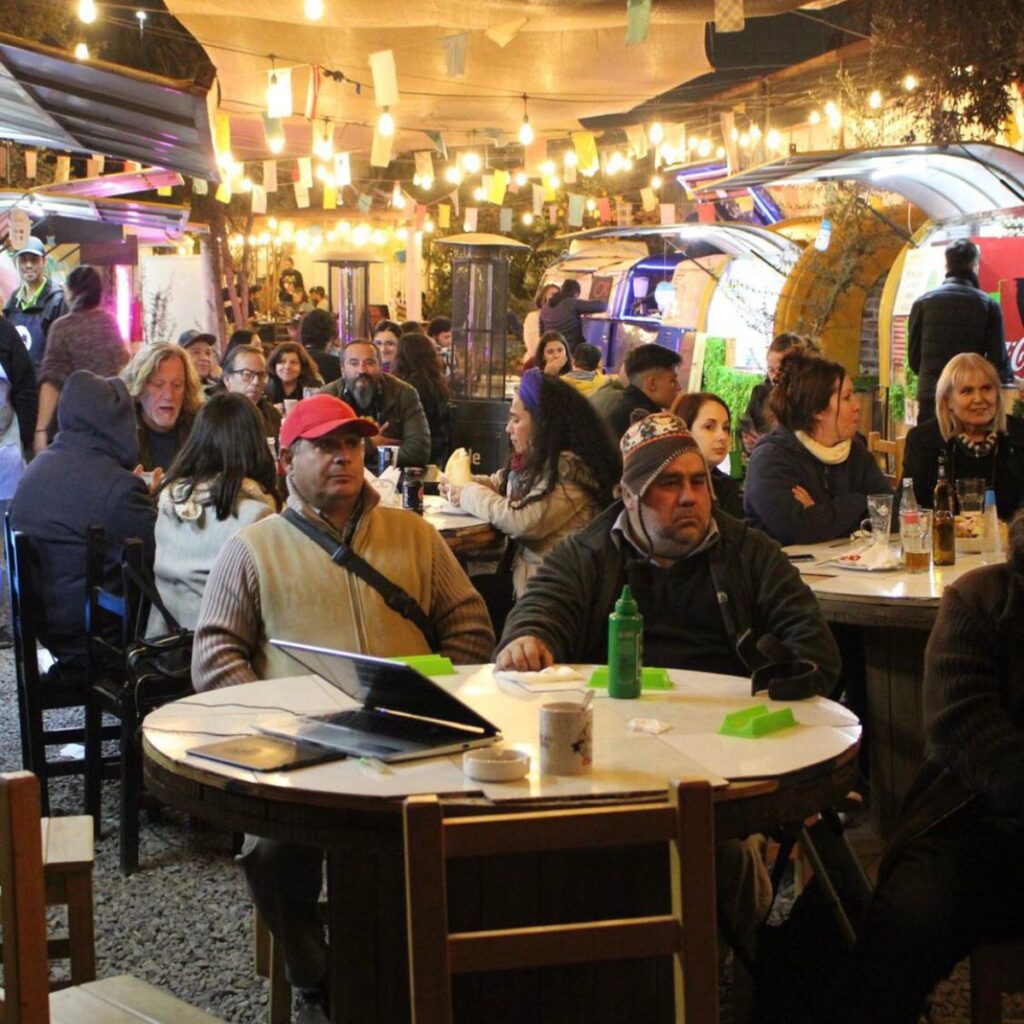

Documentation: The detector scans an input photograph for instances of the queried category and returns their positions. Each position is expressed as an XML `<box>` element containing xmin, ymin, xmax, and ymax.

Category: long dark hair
<box><xmin>538</xmin><ymin>331</ymin><xmax>571</xmax><ymax>376</ymax></box>
<box><xmin>508</xmin><ymin>375</ymin><xmax>620</xmax><ymax>507</ymax></box>
<box><xmin>159</xmin><ymin>392</ymin><xmax>280</xmax><ymax>520</ymax></box>
<box><xmin>547</xmin><ymin>278</ymin><xmax>581</xmax><ymax>307</ymax></box>
<box><xmin>394</xmin><ymin>333</ymin><xmax>448</xmax><ymax>398</ymax></box>
<box><xmin>769</xmin><ymin>350</ymin><xmax>845</xmax><ymax>433</ymax></box>
<box><xmin>265</xmin><ymin>341</ymin><xmax>323</xmax><ymax>402</ymax></box>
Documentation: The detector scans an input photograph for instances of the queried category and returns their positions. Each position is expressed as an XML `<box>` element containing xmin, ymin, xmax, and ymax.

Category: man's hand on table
<box><xmin>496</xmin><ymin>636</ymin><xmax>555</xmax><ymax>672</ymax></box>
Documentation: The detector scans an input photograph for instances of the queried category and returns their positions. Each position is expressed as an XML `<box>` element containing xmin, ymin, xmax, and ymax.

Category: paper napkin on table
<box><xmin>829</xmin><ymin>541</ymin><xmax>902</xmax><ymax>571</ymax></box>
<box><xmin>494</xmin><ymin>665</ymin><xmax>587</xmax><ymax>691</ymax></box>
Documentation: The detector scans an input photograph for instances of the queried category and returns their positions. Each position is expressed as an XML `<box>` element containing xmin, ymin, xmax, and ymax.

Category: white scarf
<box><xmin>795</xmin><ymin>430</ymin><xmax>851</xmax><ymax>466</ymax></box>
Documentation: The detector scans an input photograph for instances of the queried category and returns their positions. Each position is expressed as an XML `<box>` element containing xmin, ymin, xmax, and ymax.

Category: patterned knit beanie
<box><xmin>620</xmin><ymin>412</ymin><xmax>702</xmax><ymax>498</ymax></box>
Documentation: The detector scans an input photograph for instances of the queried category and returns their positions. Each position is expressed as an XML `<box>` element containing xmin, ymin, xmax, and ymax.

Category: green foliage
<box><xmin>700</xmin><ymin>338</ymin><xmax>761</xmax><ymax>432</ymax></box>
<box><xmin>852</xmin><ymin>374</ymin><xmax>879</xmax><ymax>393</ymax></box>
<box><xmin>1014</xmin><ymin>398</ymin><xmax>1024</xmax><ymax>420</ymax></box>
<box><xmin>890</xmin><ymin>384</ymin><xmax>906</xmax><ymax>423</ymax></box>
<box><xmin>871</xmin><ymin>0</ymin><xmax>1024</xmax><ymax>141</ymax></box>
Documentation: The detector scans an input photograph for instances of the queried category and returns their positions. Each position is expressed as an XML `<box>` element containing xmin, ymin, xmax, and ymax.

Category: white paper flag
<box><xmin>54</xmin><ymin>155</ymin><xmax>70</xmax><ymax>183</ymax></box>
<box><xmin>485</xmin><ymin>18</ymin><xmax>527</xmax><ymax>47</ymax></box>
<box><xmin>369</xmin><ymin>50</ymin><xmax>399</xmax><ymax>107</ymax></box>
<box><xmin>297</xmin><ymin>157</ymin><xmax>313</xmax><ymax>189</ymax></box>
<box><xmin>294</xmin><ymin>182</ymin><xmax>310</xmax><ymax>209</ymax></box>
<box><xmin>660</xmin><ymin>203</ymin><xmax>676</xmax><ymax>225</ymax></box>
<box><xmin>640</xmin><ymin>187</ymin><xmax>658</xmax><ymax>212</ymax></box>
<box><xmin>370</xmin><ymin>129</ymin><xmax>394</xmax><ymax>168</ymax></box>
<box><xmin>567</xmin><ymin>193</ymin><xmax>584</xmax><ymax>227</ymax></box>
<box><xmin>464</xmin><ymin>207</ymin><xmax>478</xmax><ymax>231</ymax></box>
<box><xmin>24</xmin><ymin>150</ymin><xmax>37</xmax><ymax>178</ymax></box>
<box><xmin>251</xmin><ymin>185</ymin><xmax>267</xmax><ymax>214</ymax></box>
<box><xmin>532</xmin><ymin>183</ymin><xmax>544</xmax><ymax>216</ymax></box>
<box><xmin>263</xmin><ymin>160</ymin><xmax>278</xmax><ymax>192</ymax></box>
<box><xmin>414</xmin><ymin>151</ymin><xmax>434</xmax><ymax>182</ymax></box>
<box><xmin>334</xmin><ymin>152</ymin><xmax>352</xmax><ymax>187</ymax></box>
<box><xmin>192</xmin><ymin>178</ymin><xmax>209</xmax><ymax>195</ymax></box>
<box><xmin>564</xmin><ymin>163</ymin><xmax>577</xmax><ymax>185</ymax></box>
<box><xmin>625</xmin><ymin>125</ymin><xmax>649</xmax><ymax>160</ymax></box>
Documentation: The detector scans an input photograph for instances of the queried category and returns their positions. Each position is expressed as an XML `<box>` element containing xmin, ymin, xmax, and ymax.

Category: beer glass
<box><xmin>899</xmin><ymin>508</ymin><xmax>933</xmax><ymax>574</ymax></box>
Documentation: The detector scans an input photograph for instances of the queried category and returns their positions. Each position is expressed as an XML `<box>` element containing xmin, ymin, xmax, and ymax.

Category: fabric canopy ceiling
<box><xmin>166</xmin><ymin>0</ymin><xmax>825</xmax><ymax>160</ymax></box>
<box><xmin>0</xmin><ymin>33</ymin><xmax>219</xmax><ymax>180</ymax></box>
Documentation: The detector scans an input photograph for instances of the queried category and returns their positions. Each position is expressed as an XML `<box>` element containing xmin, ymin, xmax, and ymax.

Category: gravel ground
<box><xmin>1</xmin><ymin>646</ymin><xmax>1019</xmax><ymax>1024</ymax></box>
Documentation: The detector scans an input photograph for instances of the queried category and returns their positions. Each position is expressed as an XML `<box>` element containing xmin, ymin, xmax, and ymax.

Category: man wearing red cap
<box><xmin>193</xmin><ymin>394</ymin><xmax>493</xmax><ymax>1021</ymax></box>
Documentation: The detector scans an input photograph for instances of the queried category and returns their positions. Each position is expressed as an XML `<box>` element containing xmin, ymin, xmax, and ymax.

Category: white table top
<box><xmin>143</xmin><ymin>665</ymin><xmax>860</xmax><ymax>805</ymax></box>
<box><xmin>783</xmin><ymin>537</ymin><xmax>1001</xmax><ymax>605</ymax></box>
<box><xmin>421</xmin><ymin>493</ymin><xmax>491</xmax><ymax>534</ymax></box>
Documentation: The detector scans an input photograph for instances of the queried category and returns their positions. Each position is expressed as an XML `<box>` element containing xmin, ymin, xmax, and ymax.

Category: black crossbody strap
<box><xmin>282</xmin><ymin>507</ymin><xmax>437</xmax><ymax>649</ymax></box>
<box><xmin>121</xmin><ymin>552</ymin><xmax>185</xmax><ymax>636</ymax></box>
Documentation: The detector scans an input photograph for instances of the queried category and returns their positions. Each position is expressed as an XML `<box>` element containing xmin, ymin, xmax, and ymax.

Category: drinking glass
<box><xmin>899</xmin><ymin>508</ymin><xmax>933</xmax><ymax>574</ymax></box>
<box><xmin>864</xmin><ymin>493</ymin><xmax>894</xmax><ymax>545</ymax></box>
<box><xmin>302</xmin><ymin>387</ymin><xmax>319</xmax><ymax>401</ymax></box>
<box><xmin>956</xmin><ymin>477</ymin><xmax>985</xmax><ymax>515</ymax></box>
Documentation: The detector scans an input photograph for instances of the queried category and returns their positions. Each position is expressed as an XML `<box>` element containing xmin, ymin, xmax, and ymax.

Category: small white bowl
<box><xmin>462</xmin><ymin>748</ymin><xmax>530</xmax><ymax>782</ymax></box>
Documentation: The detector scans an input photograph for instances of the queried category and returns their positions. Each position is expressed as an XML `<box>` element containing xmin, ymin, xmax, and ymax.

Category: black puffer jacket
<box><xmin>907</xmin><ymin>274</ymin><xmax>1011</xmax><ymax>409</ymax></box>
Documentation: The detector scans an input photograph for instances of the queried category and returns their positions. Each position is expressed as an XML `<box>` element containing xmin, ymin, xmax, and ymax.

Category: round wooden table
<box><xmin>785</xmin><ymin>538</ymin><xmax>996</xmax><ymax>834</ymax></box>
<box><xmin>144</xmin><ymin>667</ymin><xmax>860</xmax><ymax>1023</ymax></box>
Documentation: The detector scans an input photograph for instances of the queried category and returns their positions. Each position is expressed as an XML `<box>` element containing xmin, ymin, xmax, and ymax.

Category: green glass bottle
<box><xmin>608</xmin><ymin>585</ymin><xmax>643</xmax><ymax>699</ymax></box>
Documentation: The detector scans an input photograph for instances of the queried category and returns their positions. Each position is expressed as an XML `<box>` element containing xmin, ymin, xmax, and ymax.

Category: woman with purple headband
<box><xmin>440</xmin><ymin>368</ymin><xmax>620</xmax><ymax>624</ymax></box>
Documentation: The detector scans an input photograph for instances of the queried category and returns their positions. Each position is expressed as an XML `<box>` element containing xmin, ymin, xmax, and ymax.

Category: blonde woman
<box><xmin>121</xmin><ymin>342</ymin><xmax>204</xmax><ymax>475</ymax></box>
<box><xmin>904</xmin><ymin>351</ymin><xmax>1024</xmax><ymax>518</ymax></box>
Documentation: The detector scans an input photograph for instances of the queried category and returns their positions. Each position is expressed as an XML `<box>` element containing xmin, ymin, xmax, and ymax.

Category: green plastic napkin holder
<box><xmin>389</xmin><ymin>654</ymin><xmax>455</xmax><ymax>676</ymax></box>
<box><xmin>588</xmin><ymin>667</ymin><xmax>673</xmax><ymax>691</ymax></box>
<box><xmin>718</xmin><ymin>704</ymin><xmax>797</xmax><ymax>739</ymax></box>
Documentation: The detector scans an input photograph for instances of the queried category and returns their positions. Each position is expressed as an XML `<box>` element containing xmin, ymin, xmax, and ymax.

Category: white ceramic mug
<box><xmin>539</xmin><ymin>701</ymin><xmax>593</xmax><ymax>776</ymax></box>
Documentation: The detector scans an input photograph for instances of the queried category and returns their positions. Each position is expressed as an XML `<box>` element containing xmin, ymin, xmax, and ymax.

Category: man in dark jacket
<box><xmin>10</xmin><ymin>371</ymin><xmax>155</xmax><ymax>671</ymax></box>
<box><xmin>3</xmin><ymin>237</ymin><xmax>66</xmax><ymax>370</ymax></box>
<box><xmin>908</xmin><ymin>239</ymin><xmax>1012</xmax><ymax>423</ymax></box>
<box><xmin>591</xmin><ymin>342</ymin><xmax>682</xmax><ymax>440</ymax></box>
<box><xmin>497</xmin><ymin>412</ymin><xmax>839</xmax><ymax>689</ymax></box>
<box><xmin>300</xmin><ymin>308</ymin><xmax>341</xmax><ymax>385</ymax></box>
<box><xmin>818</xmin><ymin>510</ymin><xmax>1024</xmax><ymax>1024</ymax></box>
<box><xmin>319</xmin><ymin>339</ymin><xmax>430</xmax><ymax>467</ymax></box>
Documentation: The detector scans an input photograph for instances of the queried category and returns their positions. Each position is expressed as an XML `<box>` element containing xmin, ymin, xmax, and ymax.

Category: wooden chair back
<box><xmin>403</xmin><ymin>779</ymin><xmax>718</xmax><ymax>1024</ymax></box>
<box><xmin>0</xmin><ymin>771</ymin><xmax>53</xmax><ymax>1024</ymax></box>
<box><xmin>867</xmin><ymin>431</ymin><xmax>906</xmax><ymax>486</ymax></box>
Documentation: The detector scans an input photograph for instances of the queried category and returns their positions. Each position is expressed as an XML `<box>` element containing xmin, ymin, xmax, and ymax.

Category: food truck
<box><xmin>696</xmin><ymin>144</ymin><xmax>1024</xmax><ymax>419</ymax></box>
<box><xmin>539</xmin><ymin>224</ymin><xmax>800</xmax><ymax>378</ymax></box>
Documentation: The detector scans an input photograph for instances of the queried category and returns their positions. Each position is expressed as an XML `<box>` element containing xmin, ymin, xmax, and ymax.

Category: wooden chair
<box><xmin>0</xmin><ymin>770</ymin><xmax>225</xmax><ymax>1023</ymax></box>
<box><xmin>971</xmin><ymin>942</ymin><xmax>1024</xmax><ymax>1023</ymax></box>
<box><xmin>254</xmin><ymin>909</ymin><xmax>298</xmax><ymax>1024</ymax></box>
<box><xmin>867</xmin><ymin>430</ymin><xmax>906</xmax><ymax>486</ymax></box>
<box><xmin>403</xmin><ymin>779</ymin><xmax>718</xmax><ymax>1024</ymax></box>
<box><xmin>85</xmin><ymin>529</ymin><xmax>193</xmax><ymax>875</ymax></box>
<box><xmin>3</xmin><ymin>515</ymin><xmax>118</xmax><ymax>817</ymax></box>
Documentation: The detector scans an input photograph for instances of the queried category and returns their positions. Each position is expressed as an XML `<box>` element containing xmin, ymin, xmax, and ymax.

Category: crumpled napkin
<box><xmin>493</xmin><ymin>665</ymin><xmax>587</xmax><ymax>690</ymax></box>
<box><xmin>628</xmin><ymin>718</ymin><xmax>672</xmax><ymax>735</ymax></box>
<box><xmin>830</xmin><ymin>539</ymin><xmax>902</xmax><ymax>571</ymax></box>
<box><xmin>364</xmin><ymin>466</ymin><xmax>403</xmax><ymax>507</ymax></box>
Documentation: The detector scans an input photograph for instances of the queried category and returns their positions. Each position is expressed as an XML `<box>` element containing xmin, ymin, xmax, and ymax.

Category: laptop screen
<box><xmin>269</xmin><ymin>640</ymin><xmax>499</xmax><ymax>735</ymax></box>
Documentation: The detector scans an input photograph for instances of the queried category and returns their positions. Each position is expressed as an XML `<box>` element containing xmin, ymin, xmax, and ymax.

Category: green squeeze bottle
<box><xmin>608</xmin><ymin>585</ymin><xmax>643</xmax><ymax>699</ymax></box>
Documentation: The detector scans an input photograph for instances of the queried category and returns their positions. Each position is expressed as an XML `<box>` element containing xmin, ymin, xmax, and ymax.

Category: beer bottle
<box><xmin>932</xmin><ymin>456</ymin><xmax>956</xmax><ymax>566</ymax></box>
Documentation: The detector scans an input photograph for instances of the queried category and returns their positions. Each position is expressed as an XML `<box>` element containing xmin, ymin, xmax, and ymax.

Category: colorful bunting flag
<box><xmin>571</xmin><ymin>132</ymin><xmax>599</xmax><ymax>175</ymax></box>
<box><xmin>640</xmin><ymin>187</ymin><xmax>658</xmax><ymax>212</ymax></box>
<box><xmin>263</xmin><ymin>160</ymin><xmax>278</xmax><ymax>192</ymax></box>
<box><xmin>23</xmin><ymin>150</ymin><xmax>36</xmax><ymax>178</ymax></box>
<box><xmin>54</xmin><ymin>155</ymin><xmax>71</xmax><ymax>184</ymax></box>
<box><xmin>532</xmin><ymin>183</ymin><xmax>544</xmax><ymax>216</ymax></box>
<box><xmin>323</xmin><ymin>184</ymin><xmax>337</xmax><ymax>210</ymax></box>
<box><xmin>441</xmin><ymin>34</ymin><xmax>468</xmax><ymax>77</ymax></box>
<box><xmin>485</xmin><ymin>18</ymin><xmax>526</xmax><ymax>47</ymax></box>
<box><xmin>334</xmin><ymin>152</ymin><xmax>351</xmax><ymax>187</ymax></box>
<box><xmin>626</xmin><ymin>0</ymin><xmax>651</xmax><ymax>45</ymax></box>
<box><xmin>567</xmin><ymin>193</ymin><xmax>584</xmax><ymax>227</ymax></box>
<box><xmin>488</xmin><ymin>169</ymin><xmax>509</xmax><ymax>204</ymax></box>
<box><xmin>369</xmin><ymin>50</ymin><xmax>399</xmax><ymax>106</ymax></box>
<box><xmin>499</xmin><ymin>207</ymin><xmax>513</xmax><ymax>233</ymax></box>
<box><xmin>192</xmin><ymin>178</ymin><xmax>209</xmax><ymax>195</ymax></box>
<box><xmin>294</xmin><ymin>182</ymin><xmax>310</xmax><ymax>209</ymax></box>
<box><xmin>438</xmin><ymin>203</ymin><xmax>451</xmax><ymax>228</ymax></box>
<box><xmin>659</xmin><ymin>203</ymin><xmax>675</xmax><ymax>225</ymax></box>
<box><xmin>464</xmin><ymin>207</ymin><xmax>478</xmax><ymax>231</ymax></box>
<box><xmin>370</xmin><ymin>129</ymin><xmax>393</xmax><ymax>168</ymax></box>
<box><xmin>252</xmin><ymin>185</ymin><xmax>267</xmax><ymax>213</ymax></box>
<box><xmin>297</xmin><ymin>157</ymin><xmax>313</xmax><ymax>189</ymax></box>
<box><xmin>358</xmin><ymin>192</ymin><xmax>373</xmax><ymax>213</ymax></box>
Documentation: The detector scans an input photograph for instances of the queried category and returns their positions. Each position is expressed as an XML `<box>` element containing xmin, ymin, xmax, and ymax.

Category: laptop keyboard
<box><xmin>321</xmin><ymin>708</ymin><xmax>466</xmax><ymax>742</ymax></box>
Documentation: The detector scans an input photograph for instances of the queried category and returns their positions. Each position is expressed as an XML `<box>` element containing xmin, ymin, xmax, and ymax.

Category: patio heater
<box><xmin>316</xmin><ymin>251</ymin><xmax>381</xmax><ymax>344</ymax></box>
<box><xmin>432</xmin><ymin>232</ymin><xmax>530</xmax><ymax>473</ymax></box>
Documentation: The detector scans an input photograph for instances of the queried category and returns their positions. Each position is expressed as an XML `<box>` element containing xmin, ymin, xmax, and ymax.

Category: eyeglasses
<box><xmin>228</xmin><ymin>369</ymin><xmax>269</xmax><ymax>384</ymax></box>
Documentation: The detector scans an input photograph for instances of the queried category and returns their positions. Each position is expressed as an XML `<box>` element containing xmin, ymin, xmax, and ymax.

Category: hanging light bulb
<box><xmin>688</xmin><ymin>136</ymin><xmax>699</xmax><ymax>153</ymax></box>
<box><xmin>541</xmin><ymin>159</ymin><xmax>555</xmax><ymax>177</ymax></box>
<box><xmin>378</xmin><ymin>108</ymin><xmax>395</xmax><ymax>137</ymax></box>
<box><xmin>473</xmin><ymin>186</ymin><xmax>485</xmax><ymax>202</ymax></box>
<box><xmin>766</xmin><ymin>129</ymin><xmax>781</xmax><ymax>151</ymax></box>
<box><xmin>549</xmin><ymin>175</ymin><xmax>560</xmax><ymax>189</ymax></box>
<box><xmin>623</xmin><ymin>157</ymin><xmax>634</xmax><ymax>171</ymax></box>
<box><xmin>563</xmin><ymin>149</ymin><xmax>578</xmax><ymax>168</ymax></box>
<box><xmin>420</xmin><ymin>174</ymin><xmax>434</xmax><ymax>190</ymax></box>
<box><xmin>424</xmin><ymin>218</ymin><xmax>435</xmax><ymax>233</ymax></box>
<box><xmin>304</xmin><ymin>0</ymin><xmax>324</xmax><ymax>19</ymax></box>
<box><xmin>585</xmin><ymin>198</ymin><xmax>596</xmax><ymax>213</ymax></box>
<box><xmin>518</xmin><ymin>94</ymin><xmax>534</xmax><ymax>147</ymax></box>
<box><xmin>809</xmin><ymin>110</ymin><xmax>821</xmax><ymax>125</ymax></box>
<box><xmin>868</xmin><ymin>89</ymin><xmax>883</xmax><ymax>110</ymax></box>
<box><xmin>739</xmin><ymin>133</ymin><xmax>750</xmax><ymax>149</ymax></box>
<box><xmin>444</xmin><ymin>165</ymin><xmax>462</xmax><ymax>184</ymax></box>
<box><xmin>903</xmin><ymin>73</ymin><xmax>918</xmax><ymax>92</ymax></box>
<box><xmin>74</xmin><ymin>41</ymin><xmax>89</xmax><ymax>59</ymax></box>
<box><xmin>266</xmin><ymin>60</ymin><xmax>289</xmax><ymax>118</ymax></box>
<box><xmin>749</xmin><ymin>124</ymin><xmax>762</xmax><ymax>141</ymax></box>
<box><xmin>648</xmin><ymin>121</ymin><xmax>664</xmax><ymax>146</ymax></box>
<box><xmin>313</xmin><ymin>120</ymin><xmax>334</xmax><ymax>161</ymax></box>
<box><xmin>78</xmin><ymin>0</ymin><xmax>97</xmax><ymax>23</ymax></box>
<box><xmin>263</xmin><ymin>115</ymin><xmax>286</xmax><ymax>155</ymax></box>
<box><xmin>522</xmin><ymin>211</ymin><xmax>534</xmax><ymax>226</ymax></box>
<box><xmin>514</xmin><ymin>170</ymin><xmax>528</xmax><ymax>187</ymax></box>
<box><xmin>391</xmin><ymin>181</ymin><xmax>406</xmax><ymax>209</ymax></box>
<box><xmin>716</xmin><ymin>146</ymin><xmax>725</xmax><ymax>159</ymax></box>
<box><xmin>462</xmin><ymin>151</ymin><xmax>482</xmax><ymax>174</ymax></box>
<box><xmin>824</xmin><ymin>100</ymin><xmax>837</xmax><ymax>117</ymax></box>
<box><xmin>697</xmin><ymin>138</ymin><xmax>711</xmax><ymax>158</ymax></box>
<box><xmin>650</xmin><ymin>173</ymin><xmax>662</xmax><ymax>190</ymax></box>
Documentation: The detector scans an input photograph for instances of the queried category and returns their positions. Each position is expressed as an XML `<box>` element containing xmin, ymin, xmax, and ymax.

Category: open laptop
<box><xmin>255</xmin><ymin>639</ymin><xmax>501</xmax><ymax>763</ymax></box>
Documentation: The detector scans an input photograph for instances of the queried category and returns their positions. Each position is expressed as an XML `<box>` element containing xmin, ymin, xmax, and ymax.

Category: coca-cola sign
<box><xmin>1009</xmin><ymin>337</ymin><xmax>1024</xmax><ymax>377</ymax></box>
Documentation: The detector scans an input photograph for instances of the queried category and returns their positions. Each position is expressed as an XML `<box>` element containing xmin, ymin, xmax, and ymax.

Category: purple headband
<box><xmin>517</xmin><ymin>368</ymin><xmax>544</xmax><ymax>413</ymax></box>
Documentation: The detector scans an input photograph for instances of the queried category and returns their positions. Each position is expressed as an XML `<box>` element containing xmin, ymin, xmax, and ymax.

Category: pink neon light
<box><xmin>115</xmin><ymin>265</ymin><xmax>132</xmax><ymax>342</ymax></box>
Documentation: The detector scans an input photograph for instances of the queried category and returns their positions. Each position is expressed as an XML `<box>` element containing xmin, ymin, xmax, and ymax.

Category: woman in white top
<box><xmin>149</xmin><ymin>392</ymin><xmax>280</xmax><ymax>633</ymax></box>
<box><xmin>522</xmin><ymin>284</ymin><xmax>559</xmax><ymax>368</ymax></box>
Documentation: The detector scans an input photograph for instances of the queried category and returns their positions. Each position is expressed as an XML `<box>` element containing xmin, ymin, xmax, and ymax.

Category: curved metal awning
<box><xmin>0</xmin><ymin>33</ymin><xmax>218</xmax><ymax>181</ymax></box>
<box><xmin>693</xmin><ymin>144</ymin><xmax>1024</xmax><ymax>221</ymax></box>
<box><xmin>556</xmin><ymin>222</ymin><xmax>798</xmax><ymax>264</ymax></box>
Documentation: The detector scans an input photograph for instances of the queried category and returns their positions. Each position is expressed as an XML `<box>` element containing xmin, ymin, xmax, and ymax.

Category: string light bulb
<box><xmin>378</xmin><ymin>108</ymin><xmax>395</xmax><ymax>137</ymax></box>
<box><xmin>766</xmin><ymin>129</ymin><xmax>781</xmax><ymax>151</ymax></box>
<box><xmin>74</xmin><ymin>41</ymin><xmax>89</xmax><ymax>59</ymax></box>
<box><xmin>563</xmin><ymin>149</ymin><xmax>578</xmax><ymax>168</ymax></box>
<box><xmin>514</xmin><ymin>170</ymin><xmax>528</xmax><ymax>187</ymax></box>
<box><xmin>462</xmin><ymin>151</ymin><xmax>481</xmax><ymax>174</ymax></box>
<box><xmin>522</xmin><ymin>211</ymin><xmax>534</xmax><ymax>225</ymax></box>
<box><xmin>809</xmin><ymin>110</ymin><xmax>821</xmax><ymax>125</ymax></box>
<box><xmin>868</xmin><ymin>89</ymin><xmax>883</xmax><ymax>110</ymax></box>
<box><xmin>697</xmin><ymin>138</ymin><xmax>711</xmax><ymax>158</ymax></box>
<box><xmin>391</xmin><ymin>182</ymin><xmax>406</xmax><ymax>209</ymax></box>
<box><xmin>541</xmin><ymin>159</ymin><xmax>555</xmax><ymax>177</ymax></box>
<box><xmin>824</xmin><ymin>100</ymin><xmax>837</xmax><ymax>117</ymax></box>
<box><xmin>716</xmin><ymin>146</ymin><xmax>725</xmax><ymax>159</ymax></box>
<box><xmin>304</xmin><ymin>0</ymin><xmax>324</xmax><ymax>19</ymax></box>
<box><xmin>473</xmin><ymin>186</ymin><xmax>485</xmax><ymax>202</ymax></box>
<box><xmin>585</xmin><ymin>198</ymin><xmax>596</xmax><ymax>213</ymax></box>
<box><xmin>648</xmin><ymin>121</ymin><xmax>664</xmax><ymax>146</ymax></box>
<box><xmin>903</xmin><ymin>74</ymin><xmax>918</xmax><ymax>92</ymax></box>
<box><xmin>650</xmin><ymin>173</ymin><xmax>662</xmax><ymax>190</ymax></box>
<box><xmin>424</xmin><ymin>218</ymin><xmax>435</xmax><ymax>233</ymax></box>
<box><xmin>77</xmin><ymin>0</ymin><xmax>96</xmax><ymax>23</ymax></box>
<box><xmin>444</xmin><ymin>165</ymin><xmax>462</xmax><ymax>184</ymax></box>
<box><xmin>518</xmin><ymin>95</ymin><xmax>534</xmax><ymax>147</ymax></box>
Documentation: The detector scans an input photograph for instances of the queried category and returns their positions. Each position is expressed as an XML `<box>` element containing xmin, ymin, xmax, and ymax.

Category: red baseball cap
<box><xmin>279</xmin><ymin>394</ymin><xmax>378</xmax><ymax>450</ymax></box>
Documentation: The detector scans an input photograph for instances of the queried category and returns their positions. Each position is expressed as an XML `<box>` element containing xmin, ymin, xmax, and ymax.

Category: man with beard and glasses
<box><xmin>494</xmin><ymin>412</ymin><xmax>840</xmax><ymax>1019</ymax></box>
<box><xmin>318</xmin><ymin>339</ymin><xmax>430</xmax><ymax>469</ymax></box>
